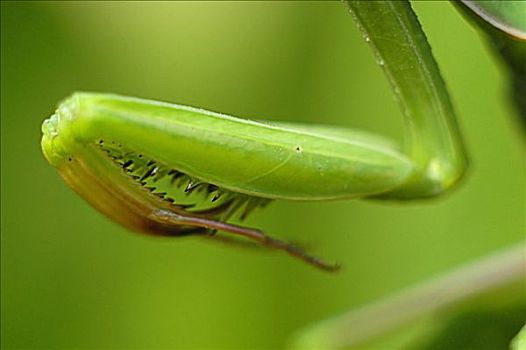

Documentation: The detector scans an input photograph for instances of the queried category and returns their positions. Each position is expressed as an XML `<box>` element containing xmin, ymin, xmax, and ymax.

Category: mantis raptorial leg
<box><xmin>41</xmin><ymin>1</ymin><xmax>467</xmax><ymax>271</ymax></box>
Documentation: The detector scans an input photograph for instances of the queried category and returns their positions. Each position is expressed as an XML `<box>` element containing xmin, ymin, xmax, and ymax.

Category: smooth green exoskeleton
<box><xmin>41</xmin><ymin>1</ymin><xmax>468</xmax><ymax>271</ymax></box>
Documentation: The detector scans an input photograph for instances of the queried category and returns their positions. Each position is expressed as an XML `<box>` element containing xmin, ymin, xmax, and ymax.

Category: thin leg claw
<box><xmin>152</xmin><ymin>209</ymin><xmax>340</xmax><ymax>272</ymax></box>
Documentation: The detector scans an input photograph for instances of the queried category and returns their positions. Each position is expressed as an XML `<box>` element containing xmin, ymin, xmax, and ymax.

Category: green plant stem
<box><xmin>289</xmin><ymin>243</ymin><xmax>525</xmax><ymax>349</ymax></box>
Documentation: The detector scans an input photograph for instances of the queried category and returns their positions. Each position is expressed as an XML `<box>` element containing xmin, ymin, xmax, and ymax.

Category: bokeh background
<box><xmin>1</xmin><ymin>1</ymin><xmax>524</xmax><ymax>349</ymax></box>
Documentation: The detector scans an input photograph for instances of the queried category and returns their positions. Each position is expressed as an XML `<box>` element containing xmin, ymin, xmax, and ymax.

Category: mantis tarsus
<box><xmin>42</xmin><ymin>1</ymin><xmax>474</xmax><ymax>271</ymax></box>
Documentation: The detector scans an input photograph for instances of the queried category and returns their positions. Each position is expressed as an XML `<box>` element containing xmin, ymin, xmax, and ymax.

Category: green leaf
<box><xmin>460</xmin><ymin>0</ymin><xmax>526</xmax><ymax>40</ymax></box>
<box><xmin>455</xmin><ymin>1</ymin><xmax>526</xmax><ymax>128</ymax></box>
<box><xmin>418</xmin><ymin>304</ymin><xmax>526</xmax><ymax>350</ymax></box>
<box><xmin>288</xmin><ymin>245</ymin><xmax>525</xmax><ymax>349</ymax></box>
<box><xmin>511</xmin><ymin>325</ymin><xmax>526</xmax><ymax>350</ymax></box>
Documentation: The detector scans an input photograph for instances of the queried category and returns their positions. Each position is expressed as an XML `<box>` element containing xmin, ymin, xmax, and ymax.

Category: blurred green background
<box><xmin>1</xmin><ymin>1</ymin><xmax>524</xmax><ymax>349</ymax></box>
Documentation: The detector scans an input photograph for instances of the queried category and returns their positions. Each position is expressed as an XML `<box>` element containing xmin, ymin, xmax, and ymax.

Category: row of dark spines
<box><xmin>99</xmin><ymin>141</ymin><xmax>270</xmax><ymax>220</ymax></box>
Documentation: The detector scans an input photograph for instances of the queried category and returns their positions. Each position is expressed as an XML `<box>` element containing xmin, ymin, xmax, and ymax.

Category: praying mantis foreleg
<box><xmin>41</xmin><ymin>1</ymin><xmax>468</xmax><ymax>270</ymax></box>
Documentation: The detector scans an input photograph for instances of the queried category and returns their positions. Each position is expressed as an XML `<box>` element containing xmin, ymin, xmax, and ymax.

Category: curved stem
<box><xmin>289</xmin><ymin>243</ymin><xmax>525</xmax><ymax>349</ymax></box>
